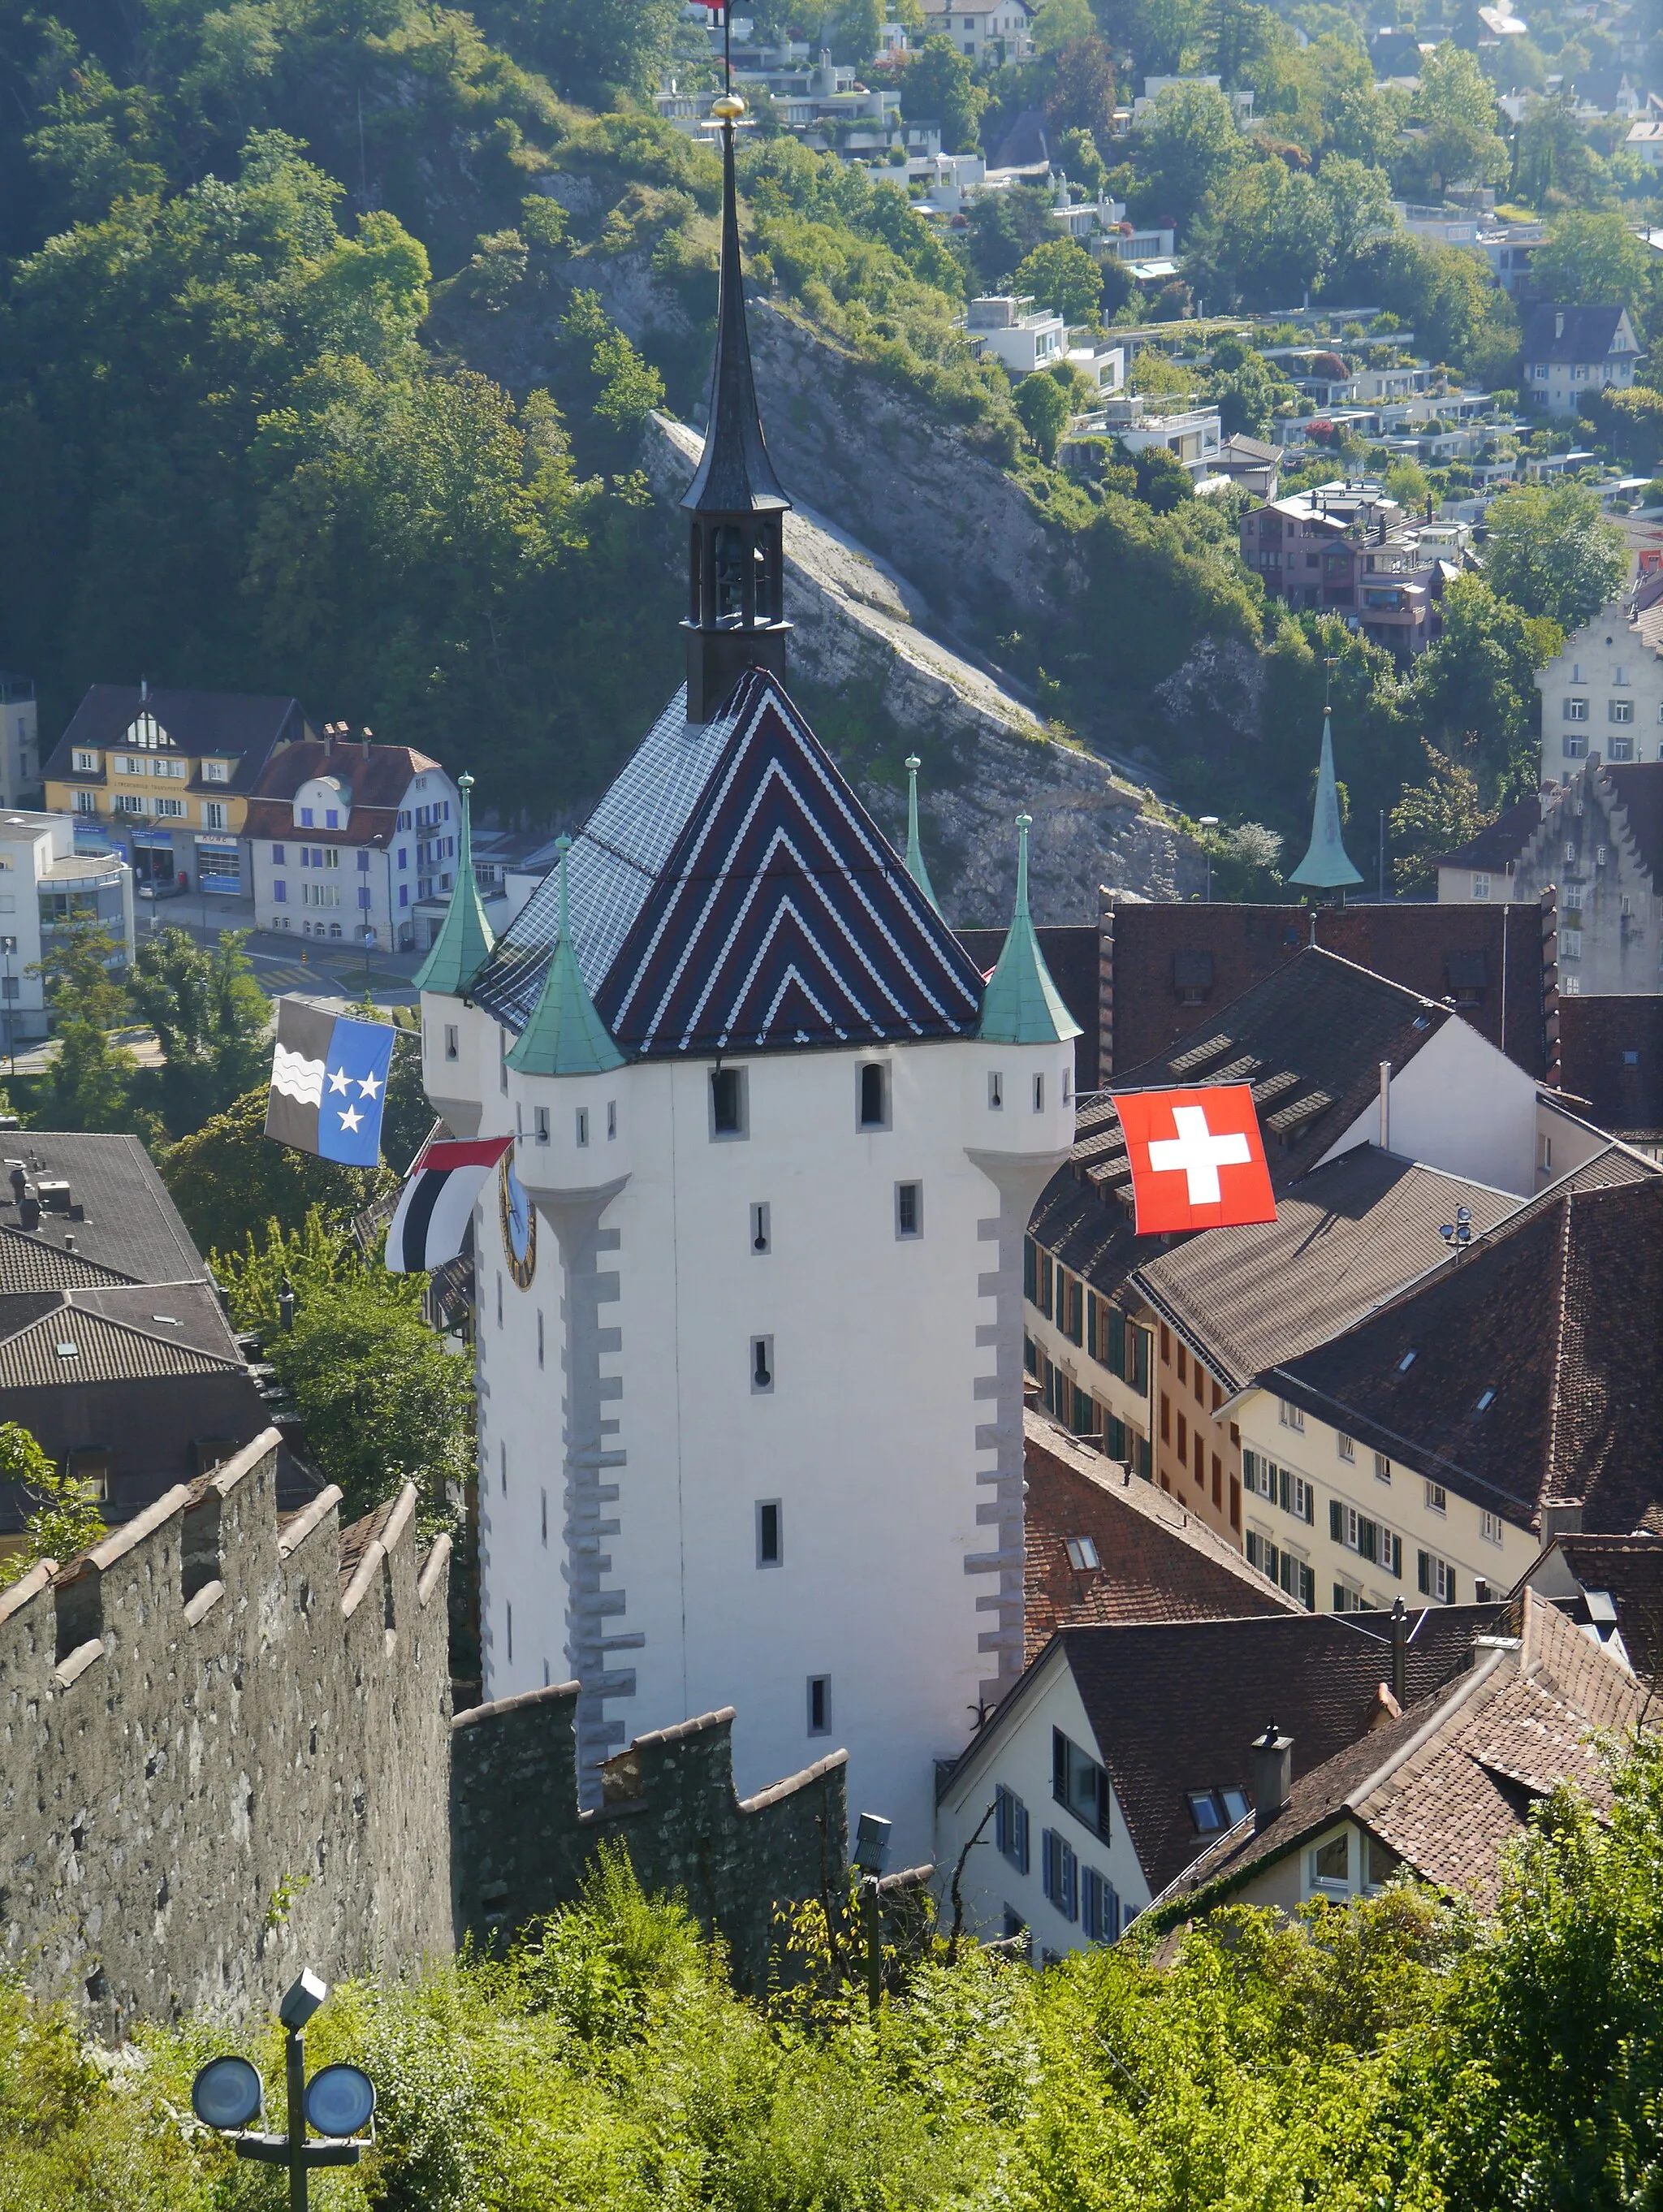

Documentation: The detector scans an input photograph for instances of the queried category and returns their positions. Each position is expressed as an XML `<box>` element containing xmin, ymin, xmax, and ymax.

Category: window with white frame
<box><xmin>1479</xmin><ymin>1509</ymin><xmax>1504</xmax><ymax>1546</ymax></box>
<box><xmin>1425</xmin><ymin>1480</ymin><xmax>1447</xmax><ymax>1514</ymax></box>
<box><xmin>1040</xmin><ymin>1828</ymin><xmax>1078</xmax><ymax>1920</ymax></box>
<box><xmin>1565</xmin><ymin>697</ymin><xmax>1589</xmax><ymax>721</ymax></box>
<box><xmin>1374</xmin><ymin>1452</ymin><xmax>1392</xmax><ymax>1484</ymax></box>
<box><xmin>71</xmin><ymin>750</ymin><xmax>98</xmax><ymax>773</ymax></box>
<box><xmin>1418</xmin><ymin>1549</ymin><xmax>1458</xmax><ymax>1602</ymax></box>
<box><xmin>1278</xmin><ymin>1398</ymin><xmax>1305</xmax><ymax>1432</ymax></box>
<box><xmin>1472</xmin><ymin>872</ymin><xmax>1490</xmax><ymax>899</ymax></box>
<box><xmin>995</xmin><ymin>1784</ymin><xmax>1030</xmax><ymax>1873</ymax></box>
<box><xmin>1337</xmin><ymin>1432</ymin><xmax>1355</xmax><ymax>1462</ymax></box>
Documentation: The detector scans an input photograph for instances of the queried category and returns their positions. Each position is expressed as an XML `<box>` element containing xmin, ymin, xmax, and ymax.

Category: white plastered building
<box><xmin>412</xmin><ymin>108</ymin><xmax>1079</xmax><ymax>1862</ymax></box>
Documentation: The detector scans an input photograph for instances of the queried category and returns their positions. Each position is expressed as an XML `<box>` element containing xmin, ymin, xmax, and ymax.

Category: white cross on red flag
<box><xmin>1111</xmin><ymin>1085</ymin><xmax>1277</xmax><ymax>1235</ymax></box>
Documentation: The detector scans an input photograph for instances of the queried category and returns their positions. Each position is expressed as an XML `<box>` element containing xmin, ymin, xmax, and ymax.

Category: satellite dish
<box><xmin>191</xmin><ymin>2054</ymin><xmax>263</xmax><ymax>2132</ymax></box>
<box><xmin>304</xmin><ymin>2063</ymin><xmax>377</xmax><ymax>2138</ymax></box>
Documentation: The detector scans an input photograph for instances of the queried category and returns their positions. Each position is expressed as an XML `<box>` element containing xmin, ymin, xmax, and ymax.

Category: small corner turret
<box><xmin>979</xmin><ymin>813</ymin><xmax>1081</xmax><ymax>1046</ymax></box>
<box><xmin>506</xmin><ymin>837</ymin><xmax>624</xmax><ymax>1078</ymax></box>
<box><xmin>1288</xmin><ymin>708</ymin><xmax>1363</xmax><ymax>899</ymax></box>
<box><xmin>681</xmin><ymin>92</ymin><xmax>792</xmax><ymax>727</ymax></box>
<box><xmin>902</xmin><ymin>755</ymin><xmax>942</xmax><ymax>915</ymax></box>
<box><xmin>413</xmin><ymin>771</ymin><xmax>495</xmax><ymax>995</ymax></box>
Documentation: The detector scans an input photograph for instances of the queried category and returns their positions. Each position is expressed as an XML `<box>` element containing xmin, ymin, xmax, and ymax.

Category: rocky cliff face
<box><xmin>646</xmin><ymin>413</ymin><xmax>1201</xmax><ymax>926</ymax></box>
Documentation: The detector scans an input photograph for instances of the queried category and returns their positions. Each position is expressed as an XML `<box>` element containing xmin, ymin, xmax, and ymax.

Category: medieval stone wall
<box><xmin>0</xmin><ymin>1431</ymin><xmax>454</xmax><ymax>2037</ymax></box>
<box><xmin>451</xmin><ymin>1686</ymin><xmax>849</xmax><ymax>1988</ymax></box>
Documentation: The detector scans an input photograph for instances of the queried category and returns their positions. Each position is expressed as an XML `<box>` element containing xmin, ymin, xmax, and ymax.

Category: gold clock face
<box><xmin>499</xmin><ymin>1150</ymin><xmax>537</xmax><ymax>1290</ymax></box>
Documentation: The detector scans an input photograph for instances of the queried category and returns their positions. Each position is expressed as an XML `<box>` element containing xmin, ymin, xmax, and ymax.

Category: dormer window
<box><xmin>326</xmin><ymin>810</ymin><xmax>339</xmax><ymax>828</ymax></box>
<box><xmin>300</xmin><ymin>807</ymin><xmax>313</xmax><ymax>826</ymax></box>
<box><xmin>125</xmin><ymin>711</ymin><xmax>166</xmax><ymax>750</ymax></box>
<box><xmin>202</xmin><ymin>759</ymin><xmax>230</xmax><ymax>784</ymax></box>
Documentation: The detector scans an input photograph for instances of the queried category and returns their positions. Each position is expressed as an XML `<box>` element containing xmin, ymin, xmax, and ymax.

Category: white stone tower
<box><xmin>415</xmin><ymin>97</ymin><xmax>1078</xmax><ymax>1860</ymax></box>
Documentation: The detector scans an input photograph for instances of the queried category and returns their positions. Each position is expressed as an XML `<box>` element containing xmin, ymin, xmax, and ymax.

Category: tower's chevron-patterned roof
<box><xmin>473</xmin><ymin>669</ymin><xmax>984</xmax><ymax>1058</ymax></box>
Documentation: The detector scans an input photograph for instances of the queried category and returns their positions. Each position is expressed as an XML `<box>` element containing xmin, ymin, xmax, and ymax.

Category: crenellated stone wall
<box><xmin>0</xmin><ymin>1432</ymin><xmax>454</xmax><ymax>2038</ymax></box>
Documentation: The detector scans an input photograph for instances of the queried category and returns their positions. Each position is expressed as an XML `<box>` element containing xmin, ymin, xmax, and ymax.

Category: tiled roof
<box><xmin>1051</xmin><ymin>1602</ymin><xmax>1503</xmax><ymax>1892</ymax></box>
<box><xmin>477</xmin><ymin>672</ymin><xmax>985</xmax><ymax>1057</ymax></box>
<box><xmin>1521</xmin><ymin>303</ymin><xmax>1636</xmax><ymax>364</ymax></box>
<box><xmin>1533</xmin><ymin>1532</ymin><xmax>1663</xmax><ymax>1679</ymax></box>
<box><xmin>1152</xmin><ymin>1591</ymin><xmax>1639</xmax><ymax>1916</ymax></box>
<box><xmin>1101</xmin><ymin>903</ymin><xmax>1549</xmax><ymax>1082</ymax></box>
<box><xmin>1023</xmin><ymin>1411</ymin><xmax>1296</xmax><ymax>1656</ymax></box>
<box><xmin>0</xmin><ymin>1233</ymin><xmax>132</xmax><ymax>1293</ymax></box>
<box><xmin>0</xmin><ymin>1299</ymin><xmax>243</xmax><ymax>1388</ymax></box>
<box><xmin>45</xmin><ymin>686</ymin><xmax>304</xmax><ymax>794</ymax></box>
<box><xmin>1557</xmin><ymin>1000</ymin><xmax>1662</xmax><ymax>1141</ymax></box>
<box><xmin>1603</xmin><ymin>760</ymin><xmax>1663</xmax><ymax>884</ymax></box>
<box><xmin>1433</xmin><ymin>794</ymin><xmax>1544</xmax><ymax>871</ymax></box>
<box><xmin>1271</xmin><ymin>1176</ymin><xmax>1663</xmax><ymax>1534</ymax></box>
<box><xmin>0</xmin><ymin>1134</ymin><xmax>211</xmax><ymax>1285</ymax></box>
<box><xmin>1132</xmin><ymin>1147</ymin><xmax>1522</xmax><ymax>1393</ymax></box>
<box><xmin>244</xmin><ymin>738</ymin><xmax>439</xmax><ymax>847</ymax></box>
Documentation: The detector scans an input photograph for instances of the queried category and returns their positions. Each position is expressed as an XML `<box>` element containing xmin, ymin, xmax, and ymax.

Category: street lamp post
<box><xmin>191</xmin><ymin>1968</ymin><xmax>375</xmax><ymax>2212</ymax></box>
<box><xmin>851</xmin><ymin>1812</ymin><xmax>892</xmax><ymax>2011</ymax></box>
<box><xmin>1198</xmin><ymin>816</ymin><xmax>1220</xmax><ymax>901</ymax></box>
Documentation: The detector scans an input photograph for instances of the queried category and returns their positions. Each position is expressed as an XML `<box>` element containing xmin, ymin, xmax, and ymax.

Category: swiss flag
<box><xmin>1111</xmin><ymin>1085</ymin><xmax>1277</xmax><ymax>1236</ymax></box>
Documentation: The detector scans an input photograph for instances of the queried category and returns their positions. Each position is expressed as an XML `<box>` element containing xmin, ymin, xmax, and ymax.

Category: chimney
<box><xmin>1251</xmin><ymin>1720</ymin><xmax>1293</xmax><ymax>1831</ymax></box>
<box><xmin>1378</xmin><ymin>1061</ymin><xmax>1391</xmax><ymax>1148</ymax></box>
<box><xmin>20</xmin><ymin>1192</ymin><xmax>40</xmax><ymax>1233</ymax></box>
<box><xmin>8</xmin><ymin>1164</ymin><xmax>24</xmax><ymax>1203</ymax></box>
<box><xmin>1390</xmin><ymin>1596</ymin><xmax>1408</xmax><ymax>1705</ymax></box>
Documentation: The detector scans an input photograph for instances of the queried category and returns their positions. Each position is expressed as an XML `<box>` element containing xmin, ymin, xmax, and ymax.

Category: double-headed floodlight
<box><xmin>190</xmin><ymin>1965</ymin><xmax>374</xmax><ymax>2208</ymax></box>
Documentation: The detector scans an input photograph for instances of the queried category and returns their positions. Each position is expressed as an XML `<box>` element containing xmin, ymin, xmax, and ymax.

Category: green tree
<box><xmin>1211</xmin><ymin>348</ymin><xmax>1276</xmax><ymax>436</ymax></box>
<box><xmin>0</xmin><ymin>1424</ymin><xmax>105</xmax><ymax>1585</ymax></box>
<box><xmin>1130</xmin><ymin>444</ymin><xmax>1194</xmax><ymax>510</ymax></box>
<box><xmin>1589</xmin><ymin>382</ymin><xmax>1663</xmax><ymax>473</ymax></box>
<box><xmin>1408</xmin><ymin>573</ymin><xmax>1563</xmax><ymax>799</ymax></box>
<box><xmin>127</xmin><ymin>927</ymin><xmax>270</xmax><ymax>1138</ymax></box>
<box><xmin>896</xmin><ymin>36</ymin><xmax>987</xmax><ymax>155</ymax></box>
<box><xmin>237</xmin><ymin>1227</ymin><xmax>473</xmax><ymax>1523</ymax></box>
<box><xmin>1390</xmin><ymin>737</ymin><xmax>1495</xmax><ymax>891</ymax></box>
<box><xmin>1188</xmin><ymin>157</ymin><xmax>1338</xmax><ymax>309</ymax></box>
<box><xmin>1482</xmin><ymin>480</ymin><xmax>1627</xmax><ymax>630</ymax></box>
<box><xmin>473</xmin><ymin>0</ymin><xmax>680</xmax><ymax>104</ymax></box>
<box><xmin>1402</xmin><ymin>41</ymin><xmax>1509</xmax><ymax>193</ymax></box>
<box><xmin>1013</xmin><ymin>235</ymin><xmax>1104</xmax><ymax>323</ymax></box>
<box><xmin>1131</xmin><ymin>81</ymin><xmax>1246</xmax><ymax>227</ymax></box>
<box><xmin>1043</xmin><ymin>37</ymin><xmax>1118</xmax><ymax>145</ymax></box>
<box><xmin>963</xmin><ymin>182</ymin><xmax>1060</xmax><ymax>288</ymax></box>
<box><xmin>1327</xmin><ymin>83</ymin><xmax>1405</xmax><ymax>171</ymax></box>
<box><xmin>1530</xmin><ymin>210</ymin><xmax>1651</xmax><ymax>313</ymax></box>
<box><xmin>827</xmin><ymin>0</ymin><xmax>883</xmax><ymax>66</ymax></box>
<box><xmin>1030</xmin><ymin>0</ymin><xmax>1096</xmax><ymax>50</ymax></box>
<box><xmin>28</xmin><ymin>913</ymin><xmax>138</xmax><ymax>1134</ymax></box>
<box><xmin>1511</xmin><ymin>97</ymin><xmax>1611</xmax><ymax>212</ymax></box>
<box><xmin>1013</xmin><ymin>369</ymin><xmax>1071</xmax><ymax>460</ymax></box>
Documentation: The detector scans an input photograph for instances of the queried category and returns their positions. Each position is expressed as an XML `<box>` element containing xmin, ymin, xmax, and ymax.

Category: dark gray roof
<box><xmin>0</xmin><ymin>1298</ymin><xmax>242</xmax><ymax>1388</ymax></box>
<box><xmin>0</xmin><ymin>1134</ymin><xmax>214</xmax><ymax>1285</ymax></box>
<box><xmin>45</xmin><ymin>685</ymin><xmax>305</xmax><ymax>795</ymax></box>
<box><xmin>1520</xmin><ymin>302</ymin><xmax>1637</xmax><ymax>365</ymax></box>
<box><xmin>1433</xmin><ymin>793</ymin><xmax>1543</xmax><ymax>871</ymax></box>
<box><xmin>681</xmin><ymin>123</ymin><xmax>788</xmax><ymax>518</ymax></box>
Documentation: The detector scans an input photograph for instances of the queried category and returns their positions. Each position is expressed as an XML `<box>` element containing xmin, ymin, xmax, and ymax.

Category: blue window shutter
<box><xmin>1017</xmin><ymin>1800</ymin><xmax>1030</xmax><ymax>1875</ymax></box>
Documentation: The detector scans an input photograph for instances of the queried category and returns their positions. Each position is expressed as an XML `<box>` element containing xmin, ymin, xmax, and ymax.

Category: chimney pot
<box><xmin>1390</xmin><ymin>1596</ymin><xmax>1408</xmax><ymax>1704</ymax></box>
<box><xmin>1251</xmin><ymin>1720</ymin><xmax>1293</xmax><ymax>1832</ymax></box>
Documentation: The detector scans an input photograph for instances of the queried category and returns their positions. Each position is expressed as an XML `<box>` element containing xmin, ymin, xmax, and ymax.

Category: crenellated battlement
<box><xmin>0</xmin><ymin>1429</ymin><xmax>453</xmax><ymax>2038</ymax></box>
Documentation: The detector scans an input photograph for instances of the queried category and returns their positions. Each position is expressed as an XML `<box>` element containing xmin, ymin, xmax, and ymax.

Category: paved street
<box><xmin>135</xmin><ymin>891</ymin><xmax>423</xmax><ymax>1008</ymax></box>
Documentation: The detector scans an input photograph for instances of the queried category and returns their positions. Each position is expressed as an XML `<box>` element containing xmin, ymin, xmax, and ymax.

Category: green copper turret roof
<box><xmin>413</xmin><ymin>771</ymin><xmax>495</xmax><ymax>996</ymax></box>
<box><xmin>506</xmin><ymin>837</ymin><xmax>625</xmax><ymax>1077</ymax></box>
<box><xmin>978</xmin><ymin>812</ymin><xmax>1082</xmax><ymax>1046</ymax></box>
<box><xmin>902</xmin><ymin>754</ymin><xmax>941</xmax><ymax>914</ymax></box>
<box><xmin>1288</xmin><ymin>710</ymin><xmax>1363</xmax><ymax>892</ymax></box>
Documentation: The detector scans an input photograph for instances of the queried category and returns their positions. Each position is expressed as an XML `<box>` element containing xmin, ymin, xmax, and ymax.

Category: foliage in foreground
<box><xmin>6</xmin><ymin>1740</ymin><xmax>1663</xmax><ymax>2212</ymax></box>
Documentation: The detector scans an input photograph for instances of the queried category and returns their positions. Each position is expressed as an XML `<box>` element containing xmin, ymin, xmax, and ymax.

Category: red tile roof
<box><xmin>244</xmin><ymin>738</ymin><xmax>440</xmax><ymax>847</ymax></box>
<box><xmin>1024</xmin><ymin>1411</ymin><xmax>1296</xmax><ymax>1657</ymax></box>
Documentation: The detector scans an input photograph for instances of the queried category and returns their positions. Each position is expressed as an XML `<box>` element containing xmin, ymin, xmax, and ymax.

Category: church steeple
<box><xmin>413</xmin><ymin>771</ymin><xmax>494</xmax><ymax>996</ymax></box>
<box><xmin>1288</xmin><ymin>707</ymin><xmax>1363</xmax><ymax>897</ymax></box>
<box><xmin>506</xmin><ymin>837</ymin><xmax>624</xmax><ymax>1076</ymax></box>
<box><xmin>681</xmin><ymin>92</ymin><xmax>792</xmax><ymax>725</ymax></box>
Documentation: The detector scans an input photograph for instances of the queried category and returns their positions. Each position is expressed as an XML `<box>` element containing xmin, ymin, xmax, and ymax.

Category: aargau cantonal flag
<box><xmin>1111</xmin><ymin>1085</ymin><xmax>1277</xmax><ymax>1236</ymax></box>
<box><xmin>264</xmin><ymin>996</ymin><xmax>395</xmax><ymax>1167</ymax></box>
<box><xmin>386</xmin><ymin>1134</ymin><xmax>512</xmax><ymax>1274</ymax></box>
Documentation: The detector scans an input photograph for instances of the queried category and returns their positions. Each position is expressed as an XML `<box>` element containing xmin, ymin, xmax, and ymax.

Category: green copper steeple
<box><xmin>506</xmin><ymin>837</ymin><xmax>624</xmax><ymax>1077</ymax></box>
<box><xmin>979</xmin><ymin>813</ymin><xmax>1082</xmax><ymax>1046</ymax></box>
<box><xmin>902</xmin><ymin>754</ymin><xmax>941</xmax><ymax>914</ymax></box>
<box><xmin>413</xmin><ymin>771</ymin><xmax>495</xmax><ymax>996</ymax></box>
<box><xmin>1288</xmin><ymin>709</ymin><xmax>1363</xmax><ymax>894</ymax></box>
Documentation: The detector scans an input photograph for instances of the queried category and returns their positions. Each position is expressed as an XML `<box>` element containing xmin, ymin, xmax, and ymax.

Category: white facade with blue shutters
<box><xmin>244</xmin><ymin>737</ymin><xmax>459</xmax><ymax>951</ymax></box>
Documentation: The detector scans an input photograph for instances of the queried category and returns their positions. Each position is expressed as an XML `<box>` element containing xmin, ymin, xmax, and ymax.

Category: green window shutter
<box><xmin>1330</xmin><ymin>1498</ymin><xmax>1345</xmax><ymax>1543</ymax></box>
<box><xmin>1417</xmin><ymin>1549</ymin><xmax>1431</xmax><ymax>1595</ymax></box>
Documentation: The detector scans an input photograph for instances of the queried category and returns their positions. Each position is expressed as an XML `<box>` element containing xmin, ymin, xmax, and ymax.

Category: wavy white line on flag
<box><xmin>272</xmin><ymin>1045</ymin><xmax>326</xmax><ymax>1105</ymax></box>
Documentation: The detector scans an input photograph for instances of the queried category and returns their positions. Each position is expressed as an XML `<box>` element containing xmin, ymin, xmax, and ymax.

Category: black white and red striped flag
<box><xmin>385</xmin><ymin>1134</ymin><xmax>512</xmax><ymax>1274</ymax></box>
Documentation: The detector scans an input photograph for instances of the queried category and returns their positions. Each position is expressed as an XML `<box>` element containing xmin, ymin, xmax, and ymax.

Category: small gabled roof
<box><xmin>1030</xmin><ymin>1605</ymin><xmax>1505</xmax><ymax>1894</ymax></box>
<box><xmin>45</xmin><ymin>685</ymin><xmax>304</xmax><ymax>794</ymax></box>
<box><xmin>1150</xmin><ymin>1591</ymin><xmax>1639</xmax><ymax>1920</ymax></box>
<box><xmin>0</xmin><ymin>1297</ymin><xmax>244</xmax><ymax>1389</ymax></box>
<box><xmin>1525</xmin><ymin>1530</ymin><xmax>1663</xmax><ymax>1679</ymax></box>
<box><xmin>1024</xmin><ymin>1411</ymin><xmax>1296</xmax><ymax>1657</ymax></box>
<box><xmin>476</xmin><ymin>672</ymin><xmax>984</xmax><ymax>1058</ymax></box>
<box><xmin>1521</xmin><ymin>302</ymin><xmax>1637</xmax><ymax>364</ymax></box>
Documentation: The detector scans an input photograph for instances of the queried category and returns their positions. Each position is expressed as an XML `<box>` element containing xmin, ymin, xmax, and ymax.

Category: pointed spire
<box><xmin>681</xmin><ymin>100</ymin><xmax>788</xmax><ymax>521</ymax></box>
<box><xmin>979</xmin><ymin>813</ymin><xmax>1082</xmax><ymax>1046</ymax></box>
<box><xmin>506</xmin><ymin>837</ymin><xmax>624</xmax><ymax>1077</ymax></box>
<box><xmin>413</xmin><ymin>771</ymin><xmax>494</xmax><ymax>996</ymax></box>
<box><xmin>1288</xmin><ymin>708</ymin><xmax>1363</xmax><ymax>893</ymax></box>
<box><xmin>902</xmin><ymin>755</ymin><xmax>941</xmax><ymax>914</ymax></box>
